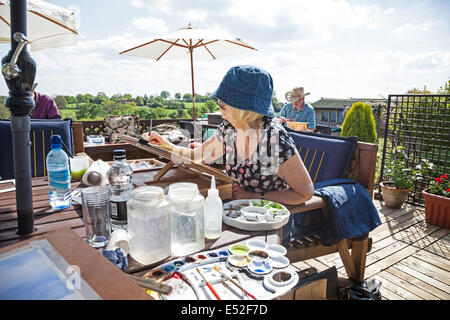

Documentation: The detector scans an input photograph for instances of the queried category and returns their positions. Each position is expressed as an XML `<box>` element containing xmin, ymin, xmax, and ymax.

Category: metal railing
<box><xmin>379</xmin><ymin>94</ymin><xmax>450</xmax><ymax>205</ymax></box>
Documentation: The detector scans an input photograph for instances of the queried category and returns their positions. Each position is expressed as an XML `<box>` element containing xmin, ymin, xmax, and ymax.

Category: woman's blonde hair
<box><xmin>227</xmin><ymin>104</ymin><xmax>264</xmax><ymax>127</ymax></box>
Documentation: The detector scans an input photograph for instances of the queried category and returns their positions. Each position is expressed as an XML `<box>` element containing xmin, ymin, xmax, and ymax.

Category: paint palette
<box><xmin>223</xmin><ymin>199</ymin><xmax>291</xmax><ymax>231</ymax></box>
<box><xmin>142</xmin><ymin>241</ymin><xmax>294</xmax><ymax>300</ymax></box>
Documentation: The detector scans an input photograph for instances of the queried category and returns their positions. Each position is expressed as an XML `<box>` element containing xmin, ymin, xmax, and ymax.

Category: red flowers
<box><xmin>428</xmin><ymin>173</ymin><xmax>450</xmax><ymax>198</ymax></box>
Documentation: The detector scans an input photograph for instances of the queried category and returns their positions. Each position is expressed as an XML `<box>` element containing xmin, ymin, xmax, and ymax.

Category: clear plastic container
<box><xmin>167</xmin><ymin>182</ymin><xmax>205</xmax><ymax>256</ymax></box>
<box><xmin>127</xmin><ymin>186</ymin><xmax>170</xmax><ymax>265</ymax></box>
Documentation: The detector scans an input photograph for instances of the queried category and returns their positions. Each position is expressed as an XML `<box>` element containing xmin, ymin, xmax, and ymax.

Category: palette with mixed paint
<box><xmin>223</xmin><ymin>199</ymin><xmax>291</xmax><ymax>231</ymax></box>
<box><xmin>143</xmin><ymin>240</ymin><xmax>298</xmax><ymax>300</ymax></box>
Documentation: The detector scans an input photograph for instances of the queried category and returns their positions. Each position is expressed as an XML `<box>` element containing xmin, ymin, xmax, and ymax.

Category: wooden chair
<box><xmin>284</xmin><ymin>141</ymin><xmax>378</xmax><ymax>283</ymax></box>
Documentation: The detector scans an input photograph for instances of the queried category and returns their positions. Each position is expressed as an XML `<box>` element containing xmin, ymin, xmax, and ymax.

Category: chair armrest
<box><xmin>286</xmin><ymin>196</ymin><xmax>326</xmax><ymax>215</ymax></box>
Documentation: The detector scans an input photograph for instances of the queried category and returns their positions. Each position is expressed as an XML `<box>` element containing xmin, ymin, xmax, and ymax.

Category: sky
<box><xmin>0</xmin><ymin>0</ymin><xmax>449</xmax><ymax>103</ymax></box>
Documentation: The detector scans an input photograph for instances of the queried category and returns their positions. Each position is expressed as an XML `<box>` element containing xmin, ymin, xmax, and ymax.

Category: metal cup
<box><xmin>81</xmin><ymin>186</ymin><xmax>111</xmax><ymax>248</ymax></box>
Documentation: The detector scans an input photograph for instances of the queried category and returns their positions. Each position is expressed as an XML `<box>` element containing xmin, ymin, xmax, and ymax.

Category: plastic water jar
<box><xmin>167</xmin><ymin>182</ymin><xmax>205</xmax><ymax>256</ymax></box>
<box><xmin>127</xmin><ymin>186</ymin><xmax>170</xmax><ymax>265</ymax></box>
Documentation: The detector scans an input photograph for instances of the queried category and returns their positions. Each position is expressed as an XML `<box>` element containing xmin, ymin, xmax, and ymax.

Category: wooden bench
<box><xmin>284</xmin><ymin>141</ymin><xmax>378</xmax><ymax>283</ymax></box>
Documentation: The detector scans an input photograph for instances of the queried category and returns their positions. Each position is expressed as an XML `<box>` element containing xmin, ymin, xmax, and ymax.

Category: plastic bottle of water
<box><xmin>107</xmin><ymin>149</ymin><xmax>133</xmax><ymax>231</ymax></box>
<box><xmin>46</xmin><ymin>135</ymin><xmax>72</xmax><ymax>210</ymax></box>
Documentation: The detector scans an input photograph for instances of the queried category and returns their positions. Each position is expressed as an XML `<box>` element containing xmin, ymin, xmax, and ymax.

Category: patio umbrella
<box><xmin>0</xmin><ymin>0</ymin><xmax>78</xmax><ymax>51</ymax></box>
<box><xmin>1</xmin><ymin>0</ymin><xmax>79</xmax><ymax>235</ymax></box>
<box><xmin>120</xmin><ymin>23</ymin><xmax>257</xmax><ymax>122</ymax></box>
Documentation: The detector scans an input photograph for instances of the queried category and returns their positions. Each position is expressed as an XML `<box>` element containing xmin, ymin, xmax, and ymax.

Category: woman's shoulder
<box><xmin>264</xmin><ymin>117</ymin><xmax>289</xmax><ymax>134</ymax></box>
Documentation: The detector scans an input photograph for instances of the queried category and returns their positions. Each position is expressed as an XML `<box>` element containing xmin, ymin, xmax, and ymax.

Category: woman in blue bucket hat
<box><xmin>144</xmin><ymin>65</ymin><xmax>313</xmax><ymax>206</ymax></box>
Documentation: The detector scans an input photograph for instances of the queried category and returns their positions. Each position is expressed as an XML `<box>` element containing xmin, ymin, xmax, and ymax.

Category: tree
<box><xmin>135</xmin><ymin>95</ymin><xmax>144</xmax><ymax>106</ymax></box>
<box><xmin>205</xmin><ymin>99</ymin><xmax>218</xmax><ymax>113</ymax></box>
<box><xmin>175</xmin><ymin>93</ymin><xmax>181</xmax><ymax>100</ymax></box>
<box><xmin>341</xmin><ymin>101</ymin><xmax>377</xmax><ymax>143</ymax></box>
<box><xmin>75</xmin><ymin>103</ymin><xmax>90</xmax><ymax>119</ymax></box>
<box><xmin>76</xmin><ymin>94</ymin><xmax>86</xmax><ymax>103</ymax></box>
<box><xmin>272</xmin><ymin>91</ymin><xmax>282</xmax><ymax>113</ymax></box>
<box><xmin>160</xmin><ymin>91</ymin><xmax>170</xmax><ymax>100</ymax></box>
<box><xmin>183</xmin><ymin>93</ymin><xmax>192</xmax><ymax>102</ymax></box>
<box><xmin>54</xmin><ymin>95</ymin><xmax>67</xmax><ymax>109</ymax></box>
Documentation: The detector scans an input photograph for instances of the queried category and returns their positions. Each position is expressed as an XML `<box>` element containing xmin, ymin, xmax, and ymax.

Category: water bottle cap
<box><xmin>113</xmin><ymin>149</ymin><xmax>126</xmax><ymax>160</ymax></box>
<box><xmin>50</xmin><ymin>135</ymin><xmax>62</xmax><ymax>149</ymax></box>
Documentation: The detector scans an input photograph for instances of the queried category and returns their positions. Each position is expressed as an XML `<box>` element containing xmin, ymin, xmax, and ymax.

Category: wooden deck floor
<box><xmin>289</xmin><ymin>200</ymin><xmax>450</xmax><ymax>300</ymax></box>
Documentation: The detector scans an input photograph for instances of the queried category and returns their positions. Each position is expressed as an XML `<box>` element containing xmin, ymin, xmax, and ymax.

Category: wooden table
<box><xmin>0</xmin><ymin>177</ymin><xmax>283</xmax><ymax>276</ymax></box>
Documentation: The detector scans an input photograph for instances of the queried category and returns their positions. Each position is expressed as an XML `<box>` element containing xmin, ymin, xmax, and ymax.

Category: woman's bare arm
<box><xmin>232</xmin><ymin>154</ymin><xmax>314</xmax><ymax>205</ymax></box>
<box><xmin>143</xmin><ymin>131</ymin><xmax>224</xmax><ymax>163</ymax></box>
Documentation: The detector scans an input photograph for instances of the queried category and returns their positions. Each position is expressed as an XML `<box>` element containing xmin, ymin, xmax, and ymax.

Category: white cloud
<box><xmin>384</xmin><ymin>8</ymin><xmax>395</xmax><ymax>14</ymax></box>
<box><xmin>130</xmin><ymin>0</ymin><xmax>144</xmax><ymax>7</ymax></box>
<box><xmin>132</xmin><ymin>17</ymin><xmax>169</xmax><ymax>35</ymax></box>
<box><xmin>394</xmin><ymin>22</ymin><xmax>434</xmax><ymax>35</ymax></box>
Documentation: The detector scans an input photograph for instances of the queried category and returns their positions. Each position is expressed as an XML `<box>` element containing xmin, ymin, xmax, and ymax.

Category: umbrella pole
<box><xmin>2</xmin><ymin>0</ymin><xmax>36</xmax><ymax>234</ymax></box>
<box><xmin>189</xmin><ymin>45</ymin><xmax>200</xmax><ymax>141</ymax></box>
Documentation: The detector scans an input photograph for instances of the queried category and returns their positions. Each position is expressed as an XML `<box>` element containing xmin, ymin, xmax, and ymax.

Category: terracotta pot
<box><xmin>422</xmin><ymin>190</ymin><xmax>450</xmax><ymax>229</ymax></box>
<box><xmin>380</xmin><ymin>182</ymin><xmax>410</xmax><ymax>209</ymax></box>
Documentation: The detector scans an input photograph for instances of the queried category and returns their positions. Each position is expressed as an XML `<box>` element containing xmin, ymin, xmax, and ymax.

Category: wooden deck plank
<box><xmin>392</xmin><ymin>263</ymin><xmax>450</xmax><ymax>297</ymax></box>
<box><xmin>374</xmin><ymin>273</ymin><xmax>423</xmax><ymax>300</ymax></box>
<box><xmin>400</xmin><ymin>256</ymin><xmax>450</xmax><ymax>286</ymax></box>
<box><xmin>413</xmin><ymin>248</ymin><xmax>450</xmax><ymax>272</ymax></box>
<box><xmin>384</xmin><ymin>266</ymin><xmax>443</xmax><ymax>300</ymax></box>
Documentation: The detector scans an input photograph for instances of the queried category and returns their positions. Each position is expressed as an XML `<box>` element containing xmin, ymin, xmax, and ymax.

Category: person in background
<box><xmin>276</xmin><ymin>87</ymin><xmax>315</xmax><ymax>132</ymax></box>
<box><xmin>30</xmin><ymin>83</ymin><xmax>62</xmax><ymax>119</ymax></box>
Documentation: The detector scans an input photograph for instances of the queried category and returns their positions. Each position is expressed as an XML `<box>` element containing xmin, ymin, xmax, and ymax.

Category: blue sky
<box><xmin>1</xmin><ymin>0</ymin><xmax>449</xmax><ymax>103</ymax></box>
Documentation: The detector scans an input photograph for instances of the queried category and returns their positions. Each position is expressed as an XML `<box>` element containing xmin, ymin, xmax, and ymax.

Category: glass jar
<box><xmin>167</xmin><ymin>182</ymin><xmax>205</xmax><ymax>256</ymax></box>
<box><xmin>127</xmin><ymin>186</ymin><xmax>170</xmax><ymax>265</ymax></box>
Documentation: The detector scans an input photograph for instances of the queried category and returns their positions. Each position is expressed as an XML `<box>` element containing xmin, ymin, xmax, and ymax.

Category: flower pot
<box><xmin>422</xmin><ymin>190</ymin><xmax>450</xmax><ymax>229</ymax></box>
<box><xmin>380</xmin><ymin>182</ymin><xmax>410</xmax><ymax>209</ymax></box>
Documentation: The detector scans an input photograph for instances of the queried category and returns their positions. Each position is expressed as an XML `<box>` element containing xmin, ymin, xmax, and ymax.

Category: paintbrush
<box><xmin>196</xmin><ymin>267</ymin><xmax>221</xmax><ymax>300</ymax></box>
<box><xmin>213</xmin><ymin>266</ymin><xmax>258</xmax><ymax>300</ymax></box>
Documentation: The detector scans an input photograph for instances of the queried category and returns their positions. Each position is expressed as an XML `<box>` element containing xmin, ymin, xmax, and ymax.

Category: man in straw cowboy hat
<box><xmin>276</xmin><ymin>87</ymin><xmax>316</xmax><ymax>132</ymax></box>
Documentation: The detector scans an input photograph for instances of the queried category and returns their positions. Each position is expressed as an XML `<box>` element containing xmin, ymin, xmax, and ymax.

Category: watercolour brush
<box><xmin>213</xmin><ymin>266</ymin><xmax>258</xmax><ymax>300</ymax></box>
<box><xmin>196</xmin><ymin>267</ymin><xmax>221</xmax><ymax>300</ymax></box>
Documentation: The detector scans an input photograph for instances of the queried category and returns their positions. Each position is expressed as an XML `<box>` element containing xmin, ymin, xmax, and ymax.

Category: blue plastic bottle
<box><xmin>46</xmin><ymin>135</ymin><xmax>72</xmax><ymax>210</ymax></box>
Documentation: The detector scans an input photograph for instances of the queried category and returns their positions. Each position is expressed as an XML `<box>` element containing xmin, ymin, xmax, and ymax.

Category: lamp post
<box><xmin>2</xmin><ymin>0</ymin><xmax>36</xmax><ymax>234</ymax></box>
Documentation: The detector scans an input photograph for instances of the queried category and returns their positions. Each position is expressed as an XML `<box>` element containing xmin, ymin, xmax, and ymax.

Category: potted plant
<box><xmin>422</xmin><ymin>173</ymin><xmax>450</xmax><ymax>228</ymax></box>
<box><xmin>380</xmin><ymin>146</ymin><xmax>431</xmax><ymax>209</ymax></box>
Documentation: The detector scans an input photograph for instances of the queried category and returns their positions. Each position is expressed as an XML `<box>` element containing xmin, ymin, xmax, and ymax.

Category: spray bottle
<box><xmin>204</xmin><ymin>175</ymin><xmax>223</xmax><ymax>239</ymax></box>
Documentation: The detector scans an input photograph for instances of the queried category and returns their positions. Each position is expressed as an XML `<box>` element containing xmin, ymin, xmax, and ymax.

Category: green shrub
<box><xmin>341</xmin><ymin>101</ymin><xmax>377</xmax><ymax>143</ymax></box>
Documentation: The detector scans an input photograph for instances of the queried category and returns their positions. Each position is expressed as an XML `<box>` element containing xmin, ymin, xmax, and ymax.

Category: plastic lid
<box><xmin>50</xmin><ymin>135</ymin><xmax>62</xmax><ymax>149</ymax></box>
<box><xmin>168</xmin><ymin>182</ymin><xmax>199</xmax><ymax>198</ymax></box>
<box><xmin>133</xmin><ymin>186</ymin><xmax>164</xmax><ymax>201</ymax></box>
<box><xmin>113</xmin><ymin>149</ymin><xmax>126</xmax><ymax>160</ymax></box>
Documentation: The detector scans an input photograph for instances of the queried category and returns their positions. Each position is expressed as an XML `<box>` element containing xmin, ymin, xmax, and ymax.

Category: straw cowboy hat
<box><xmin>285</xmin><ymin>87</ymin><xmax>310</xmax><ymax>103</ymax></box>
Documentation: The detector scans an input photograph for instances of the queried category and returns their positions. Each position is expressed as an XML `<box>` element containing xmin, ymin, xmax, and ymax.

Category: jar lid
<box><xmin>168</xmin><ymin>182</ymin><xmax>199</xmax><ymax>197</ymax></box>
<box><xmin>132</xmin><ymin>186</ymin><xmax>164</xmax><ymax>201</ymax></box>
<box><xmin>113</xmin><ymin>149</ymin><xmax>126</xmax><ymax>160</ymax></box>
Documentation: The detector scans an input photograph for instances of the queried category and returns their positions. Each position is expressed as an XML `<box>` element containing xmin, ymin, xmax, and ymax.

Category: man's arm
<box><xmin>306</xmin><ymin>106</ymin><xmax>316</xmax><ymax>131</ymax></box>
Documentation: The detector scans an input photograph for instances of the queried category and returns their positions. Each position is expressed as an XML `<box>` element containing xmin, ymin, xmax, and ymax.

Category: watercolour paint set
<box><xmin>143</xmin><ymin>239</ymin><xmax>299</xmax><ymax>300</ymax></box>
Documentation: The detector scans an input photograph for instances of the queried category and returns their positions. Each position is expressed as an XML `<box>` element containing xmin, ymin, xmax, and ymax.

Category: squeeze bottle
<box><xmin>204</xmin><ymin>176</ymin><xmax>223</xmax><ymax>239</ymax></box>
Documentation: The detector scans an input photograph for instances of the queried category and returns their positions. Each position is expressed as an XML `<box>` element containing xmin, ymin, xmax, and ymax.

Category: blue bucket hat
<box><xmin>211</xmin><ymin>65</ymin><xmax>274</xmax><ymax>117</ymax></box>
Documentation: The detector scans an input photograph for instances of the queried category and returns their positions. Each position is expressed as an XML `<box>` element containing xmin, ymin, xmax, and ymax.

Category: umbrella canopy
<box><xmin>120</xmin><ymin>23</ymin><xmax>257</xmax><ymax>121</ymax></box>
<box><xmin>0</xmin><ymin>0</ymin><xmax>78</xmax><ymax>51</ymax></box>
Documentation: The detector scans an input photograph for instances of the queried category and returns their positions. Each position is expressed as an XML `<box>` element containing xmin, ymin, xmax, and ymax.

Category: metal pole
<box><xmin>2</xmin><ymin>0</ymin><xmax>36</xmax><ymax>234</ymax></box>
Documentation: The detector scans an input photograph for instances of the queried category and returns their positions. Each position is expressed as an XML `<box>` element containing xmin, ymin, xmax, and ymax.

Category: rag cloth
<box><xmin>102</xmin><ymin>248</ymin><xmax>128</xmax><ymax>272</ymax></box>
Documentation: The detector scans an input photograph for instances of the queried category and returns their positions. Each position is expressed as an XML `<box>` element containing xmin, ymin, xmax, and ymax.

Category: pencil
<box><xmin>196</xmin><ymin>267</ymin><xmax>221</xmax><ymax>300</ymax></box>
<box><xmin>213</xmin><ymin>266</ymin><xmax>258</xmax><ymax>300</ymax></box>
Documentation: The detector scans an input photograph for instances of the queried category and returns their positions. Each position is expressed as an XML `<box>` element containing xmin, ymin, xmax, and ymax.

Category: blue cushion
<box><xmin>0</xmin><ymin>118</ymin><xmax>73</xmax><ymax>180</ymax></box>
<box><xmin>288</xmin><ymin>131</ymin><xmax>357</xmax><ymax>184</ymax></box>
